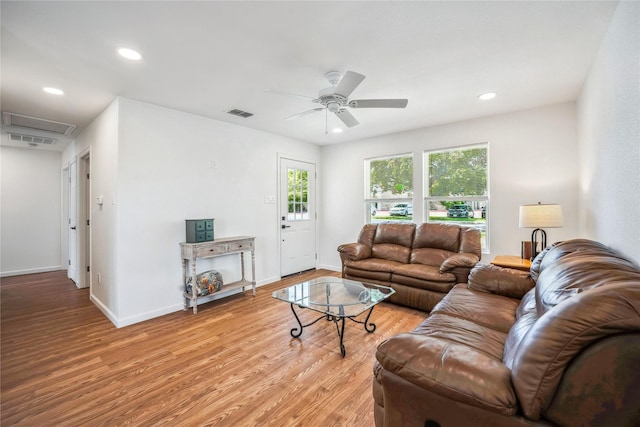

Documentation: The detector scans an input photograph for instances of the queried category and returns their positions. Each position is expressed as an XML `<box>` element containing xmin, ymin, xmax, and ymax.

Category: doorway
<box><xmin>68</xmin><ymin>159</ymin><xmax>78</xmax><ymax>284</ymax></box>
<box><xmin>67</xmin><ymin>151</ymin><xmax>91</xmax><ymax>289</ymax></box>
<box><xmin>279</xmin><ymin>157</ymin><xmax>317</xmax><ymax>277</ymax></box>
<box><xmin>78</xmin><ymin>152</ymin><xmax>90</xmax><ymax>289</ymax></box>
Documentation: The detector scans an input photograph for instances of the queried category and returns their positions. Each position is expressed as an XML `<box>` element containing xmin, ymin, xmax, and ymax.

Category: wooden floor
<box><xmin>1</xmin><ymin>269</ymin><xmax>425</xmax><ymax>426</ymax></box>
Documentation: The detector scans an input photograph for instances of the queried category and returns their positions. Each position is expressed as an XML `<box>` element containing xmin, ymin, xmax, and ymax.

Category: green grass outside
<box><xmin>374</xmin><ymin>215</ymin><xmax>486</xmax><ymax>224</ymax></box>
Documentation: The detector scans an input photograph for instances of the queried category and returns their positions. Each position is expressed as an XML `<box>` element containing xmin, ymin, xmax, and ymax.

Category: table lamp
<box><xmin>519</xmin><ymin>202</ymin><xmax>564</xmax><ymax>260</ymax></box>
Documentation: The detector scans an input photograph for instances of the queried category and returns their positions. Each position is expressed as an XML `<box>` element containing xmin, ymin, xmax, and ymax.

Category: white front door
<box><xmin>68</xmin><ymin>159</ymin><xmax>78</xmax><ymax>284</ymax></box>
<box><xmin>280</xmin><ymin>158</ymin><xmax>316</xmax><ymax>276</ymax></box>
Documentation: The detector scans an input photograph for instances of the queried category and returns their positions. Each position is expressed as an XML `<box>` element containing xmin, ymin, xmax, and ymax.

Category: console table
<box><xmin>180</xmin><ymin>236</ymin><xmax>256</xmax><ymax>314</ymax></box>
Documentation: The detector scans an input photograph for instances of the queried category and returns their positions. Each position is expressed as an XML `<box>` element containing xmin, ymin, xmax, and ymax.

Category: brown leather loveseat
<box><xmin>373</xmin><ymin>239</ymin><xmax>640</xmax><ymax>426</ymax></box>
<box><xmin>338</xmin><ymin>223</ymin><xmax>482</xmax><ymax>311</ymax></box>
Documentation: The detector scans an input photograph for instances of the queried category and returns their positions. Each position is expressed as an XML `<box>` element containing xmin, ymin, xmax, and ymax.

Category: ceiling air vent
<box><xmin>9</xmin><ymin>133</ymin><xmax>57</xmax><ymax>145</ymax></box>
<box><xmin>227</xmin><ymin>109</ymin><xmax>254</xmax><ymax>118</ymax></box>
<box><xmin>3</xmin><ymin>112</ymin><xmax>77</xmax><ymax>135</ymax></box>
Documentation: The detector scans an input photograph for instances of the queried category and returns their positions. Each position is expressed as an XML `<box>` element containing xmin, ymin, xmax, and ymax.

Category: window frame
<box><xmin>423</xmin><ymin>143</ymin><xmax>489</xmax><ymax>251</ymax></box>
<box><xmin>364</xmin><ymin>152</ymin><xmax>414</xmax><ymax>223</ymax></box>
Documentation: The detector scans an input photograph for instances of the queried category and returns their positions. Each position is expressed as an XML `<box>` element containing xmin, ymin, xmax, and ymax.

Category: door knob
<box><xmin>70</xmin><ymin>226</ymin><xmax>77</xmax><ymax>230</ymax></box>
<box><xmin>281</xmin><ymin>224</ymin><xmax>291</xmax><ymax>229</ymax></box>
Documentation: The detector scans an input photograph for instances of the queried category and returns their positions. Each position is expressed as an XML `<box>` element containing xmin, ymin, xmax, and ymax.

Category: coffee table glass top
<box><xmin>272</xmin><ymin>276</ymin><xmax>395</xmax><ymax>318</ymax></box>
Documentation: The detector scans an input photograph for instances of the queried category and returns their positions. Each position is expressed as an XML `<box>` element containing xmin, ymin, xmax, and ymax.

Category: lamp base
<box><xmin>530</xmin><ymin>228</ymin><xmax>547</xmax><ymax>261</ymax></box>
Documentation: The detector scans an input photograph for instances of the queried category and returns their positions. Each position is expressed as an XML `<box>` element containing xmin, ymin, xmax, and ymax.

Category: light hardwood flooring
<box><xmin>1</xmin><ymin>269</ymin><xmax>425</xmax><ymax>426</ymax></box>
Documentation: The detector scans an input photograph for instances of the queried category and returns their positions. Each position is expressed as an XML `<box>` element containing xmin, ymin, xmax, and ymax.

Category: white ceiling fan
<box><xmin>270</xmin><ymin>71</ymin><xmax>408</xmax><ymax>129</ymax></box>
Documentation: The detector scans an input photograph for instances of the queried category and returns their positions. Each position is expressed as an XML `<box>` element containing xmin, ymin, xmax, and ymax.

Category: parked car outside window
<box><xmin>447</xmin><ymin>205</ymin><xmax>474</xmax><ymax>218</ymax></box>
<box><xmin>389</xmin><ymin>203</ymin><xmax>413</xmax><ymax>216</ymax></box>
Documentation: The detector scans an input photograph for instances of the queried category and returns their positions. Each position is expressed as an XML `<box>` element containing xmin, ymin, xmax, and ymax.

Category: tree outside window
<box><xmin>424</xmin><ymin>144</ymin><xmax>489</xmax><ymax>250</ymax></box>
<box><xmin>365</xmin><ymin>154</ymin><xmax>413</xmax><ymax>223</ymax></box>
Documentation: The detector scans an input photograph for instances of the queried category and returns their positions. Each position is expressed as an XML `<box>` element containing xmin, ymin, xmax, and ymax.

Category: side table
<box><xmin>491</xmin><ymin>255</ymin><xmax>531</xmax><ymax>272</ymax></box>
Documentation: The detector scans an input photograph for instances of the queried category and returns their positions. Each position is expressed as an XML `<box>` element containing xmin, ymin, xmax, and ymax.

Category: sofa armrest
<box><xmin>376</xmin><ymin>334</ymin><xmax>518</xmax><ymax>415</ymax></box>
<box><xmin>337</xmin><ymin>242</ymin><xmax>371</xmax><ymax>262</ymax></box>
<box><xmin>468</xmin><ymin>264</ymin><xmax>534</xmax><ymax>299</ymax></box>
<box><xmin>439</xmin><ymin>253</ymin><xmax>479</xmax><ymax>272</ymax></box>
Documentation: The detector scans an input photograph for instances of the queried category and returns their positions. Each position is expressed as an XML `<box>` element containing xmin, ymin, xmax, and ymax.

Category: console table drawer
<box><xmin>227</xmin><ymin>239</ymin><xmax>253</xmax><ymax>252</ymax></box>
<box><xmin>196</xmin><ymin>244</ymin><xmax>228</xmax><ymax>257</ymax></box>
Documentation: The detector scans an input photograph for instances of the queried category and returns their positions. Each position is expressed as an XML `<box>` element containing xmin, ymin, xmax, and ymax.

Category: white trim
<box><xmin>1</xmin><ymin>266</ymin><xmax>64</xmax><ymax>278</ymax></box>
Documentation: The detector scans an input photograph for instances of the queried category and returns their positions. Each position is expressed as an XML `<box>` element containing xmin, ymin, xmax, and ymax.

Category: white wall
<box><xmin>577</xmin><ymin>0</ymin><xmax>640</xmax><ymax>265</ymax></box>
<box><xmin>85</xmin><ymin>97</ymin><xmax>321</xmax><ymax>326</ymax></box>
<box><xmin>319</xmin><ymin>102</ymin><xmax>580</xmax><ymax>270</ymax></box>
<box><xmin>0</xmin><ymin>146</ymin><xmax>63</xmax><ymax>276</ymax></box>
<box><xmin>65</xmin><ymin>99</ymin><xmax>121</xmax><ymax>321</ymax></box>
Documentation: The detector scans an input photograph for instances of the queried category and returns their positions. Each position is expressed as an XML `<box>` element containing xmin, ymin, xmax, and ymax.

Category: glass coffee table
<box><xmin>272</xmin><ymin>276</ymin><xmax>395</xmax><ymax>357</ymax></box>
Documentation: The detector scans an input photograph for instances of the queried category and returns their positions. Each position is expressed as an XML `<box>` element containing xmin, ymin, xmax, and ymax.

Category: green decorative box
<box><xmin>185</xmin><ymin>219</ymin><xmax>214</xmax><ymax>243</ymax></box>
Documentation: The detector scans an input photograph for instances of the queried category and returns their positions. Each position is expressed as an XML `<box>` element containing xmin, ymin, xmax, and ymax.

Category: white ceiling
<box><xmin>0</xmin><ymin>1</ymin><xmax>619</xmax><ymax>150</ymax></box>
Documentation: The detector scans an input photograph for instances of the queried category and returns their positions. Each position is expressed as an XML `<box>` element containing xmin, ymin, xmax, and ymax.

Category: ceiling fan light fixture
<box><xmin>118</xmin><ymin>47</ymin><xmax>142</xmax><ymax>61</ymax></box>
<box><xmin>478</xmin><ymin>92</ymin><xmax>497</xmax><ymax>101</ymax></box>
<box><xmin>332</xmin><ymin>128</ymin><xmax>343</xmax><ymax>133</ymax></box>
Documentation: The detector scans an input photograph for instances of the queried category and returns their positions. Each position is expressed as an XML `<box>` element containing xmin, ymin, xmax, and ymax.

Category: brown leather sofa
<box><xmin>338</xmin><ymin>223</ymin><xmax>482</xmax><ymax>311</ymax></box>
<box><xmin>373</xmin><ymin>238</ymin><xmax>640</xmax><ymax>426</ymax></box>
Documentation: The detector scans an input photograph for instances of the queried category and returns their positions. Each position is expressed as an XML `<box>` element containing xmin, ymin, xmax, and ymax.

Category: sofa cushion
<box><xmin>371</xmin><ymin>243</ymin><xmax>412</xmax><ymax>264</ymax></box>
<box><xmin>374</xmin><ymin>223</ymin><xmax>416</xmax><ymax>247</ymax></box>
<box><xmin>410</xmin><ymin>247</ymin><xmax>455</xmax><ymax>267</ymax></box>
<box><xmin>511</xmin><ymin>283</ymin><xmax>640</xmax><ymax>420</ymax></box>
<box><xmin>369</xmin><ymin>223</ymin><xmax>415</xmax><ymax>264</ymax></box>
<box><xmin>413</xmin><ymin>223</ymin><xmax>460</xmax><ymax>252</ymax></box>
<box><xmin>535</xmin><ymin>251</ymin><xmax>640</xmax><ymax>315</ymax></box>
<box><xmin>393</xmin><ymin>263</ymin><xmax>455</xmax><ymax>284</ymax></box>
<box><xmin>468</xmin><ymin>263</ymin><xmax>535</xmax><ymax>299</ymax></box>
<box><xmin>411</xmin><ymin>313</ymin><xmax>509</xmax><ymax>360</ymax></box>
<box><xmin>431</xmin><ymin>284</ymin><xmax>520</xmax><ymax>334</ymax></box>
<box><xmin>356</xmin><ymin>223</ymin><xmax>377</xmax><ymax>246</ymax></box>
<box><xmin>343</xmin><ymin>258</ymin><xmax>405</xmax><ymax>283</ymax></box>
<box><xmin>376</xmin><ymin>332</ymin><xmax>518</xmax><ymax>416</ymax></box>
<box><xmin>530</xmin><ymin>238</ymin><xmax>614</xmax><ymax>281</ymax></box>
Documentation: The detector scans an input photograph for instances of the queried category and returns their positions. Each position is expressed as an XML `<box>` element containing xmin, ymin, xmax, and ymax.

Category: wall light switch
<box><xmin>264</xmin><ymin>195</ymin><xmax>276</xmax><ymax>204</ymax></box>
<box><xmin>96</xmin><ymin>195</ymin><xmax>104</xmax><ymax>205</ymax></box>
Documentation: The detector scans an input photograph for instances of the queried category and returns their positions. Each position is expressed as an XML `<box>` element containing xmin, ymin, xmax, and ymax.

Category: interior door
<box><xmin>68</xmin><ymin>159</ymin><xmax>78</xmax><ymax>284</ymax></box>
<box><xmin>280</xmin><ymin>158</ymin><xmax>316</xmax><ymax>276</ymax></box>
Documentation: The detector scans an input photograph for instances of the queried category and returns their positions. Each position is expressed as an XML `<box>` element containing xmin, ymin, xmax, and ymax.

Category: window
<box><xmin>424</xmin><ymin>144</ymin><xmax>489</xmax><ymax>250</ymax></box>
<box><xmin>365</xmin><ymin>153</ymin><xmax>413</xmax><ymax>223</ymax></box>
<box><xmin>287</xmin><ymin>167</ymin><xmax>309</xmax><ymax>220</ymax></box>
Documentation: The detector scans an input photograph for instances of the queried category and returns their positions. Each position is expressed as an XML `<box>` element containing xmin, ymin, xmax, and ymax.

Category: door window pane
<box><xmin>288</xmin><ymin>168</ymin><xmax>309</xmax><ymax>221</ymax></box>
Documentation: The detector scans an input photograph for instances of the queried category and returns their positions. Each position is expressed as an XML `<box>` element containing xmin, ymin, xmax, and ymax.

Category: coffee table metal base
<box><xmin>289</xmin><ymin>303</ymin><xmax>377</xmax><ymax>357</ymax></box>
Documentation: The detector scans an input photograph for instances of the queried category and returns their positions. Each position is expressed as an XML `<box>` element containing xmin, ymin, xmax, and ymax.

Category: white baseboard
<box><xmin>0</xmin><ymin>265</ymin><xmax>64</xmax><ymax>278</ymax></box>
<box><xmin>90</xmin><ymin>293</ymin><xmax>119</xmax><ymax>327</ymax></box>
<box><xmin>91</xmin><ymin>275</ymin><xmax>315</xmax><ymax>328</ymax></box>
<box><xmin>317</xmin><ymin>264</ymin><xmax>341</xmax><ymax>272</ymax></box>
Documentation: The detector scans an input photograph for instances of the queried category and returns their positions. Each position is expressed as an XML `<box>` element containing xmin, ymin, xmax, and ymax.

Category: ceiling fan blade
<box><xmin>285</xmin><ymin>107</ymin><xmax>324</xmax><ymax>121</ymax></box>
<box><xmin>349</xmin><ymin>99</ymin><xmax>408</xmax><ymax>108</ymax></box>
<box><xmin>264</xmin><ymin>89</ymin><xmax>318</xmax><ymax>102</ymax></box>
<box><xmin>334</xmin><ymin>71</ymin><xmax>365</xmax><ymax>98</ymax></box>
<box><xmin>335</xmin><ymin>109</ymin><xmax>359</xmax><ymax>127</ymax></box>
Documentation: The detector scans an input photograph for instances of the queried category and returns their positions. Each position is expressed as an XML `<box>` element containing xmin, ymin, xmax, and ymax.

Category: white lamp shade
<box><xmin>519</xmin><ymin>204</ymin><xmax>564</xmax><ymax>228</ymax></box>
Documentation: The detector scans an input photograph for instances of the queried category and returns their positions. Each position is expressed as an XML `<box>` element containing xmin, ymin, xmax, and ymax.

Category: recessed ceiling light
<box><xmin>478</xmin><ymin>92</ymin><xmax>497</xmax><ymax>101</ymax></box>
<box><xmin>43</xmin><ymin>87</ymin><xmax>64</xmax><ymax>95</ymax></box>
<box><xmin>118</xmin><ymin>48</ymin><xmax>142</xmax><ymax>61</ymax></box>
<box><xmin>332</xmin><ymin>128</ymin><xmax>343</xmax><ymax>133</ymax></box>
